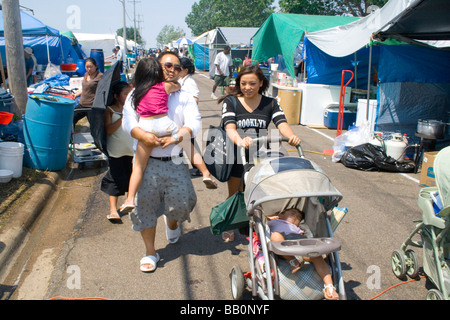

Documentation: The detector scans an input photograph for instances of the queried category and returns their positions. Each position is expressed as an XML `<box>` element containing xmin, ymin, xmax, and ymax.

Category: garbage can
<box><xmin>23</xmin><ymin>93</ymin><xmax>75</xmax><ymax>171</ymax></box>
<box><xmin>276</xmin><ymin>87</ymin><xmax>302</xmax><ymax>125</ymax></box>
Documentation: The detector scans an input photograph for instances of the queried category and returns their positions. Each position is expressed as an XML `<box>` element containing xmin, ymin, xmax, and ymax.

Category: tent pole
<box><xmin>60</xmin><ymin>36</ymin><xmax>64</xmax><ymax>64</ymax></box>
<box><xmin>354</xmin><ymin>52</ymin><xmax>357</xmax><ymax>89</ymax></box>
<box><xmin>366</xmin><ymin>40</ymin><xmax>373</xmax><ymax>123</ymax></box>
<box><xmin>0</xmin><ymin>53</ymin><xmax>7</xmax><ymax>90</ymax></box>
<box><xmin>46</xmin><ymin>35</ymin><xmax>50</xmax><ymax>64</ymax></box>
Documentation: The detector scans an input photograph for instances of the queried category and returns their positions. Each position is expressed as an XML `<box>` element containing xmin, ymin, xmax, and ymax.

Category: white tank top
<box><xmin>106</xmin><ymin>107</ymin><xmax>135</xmax><ymax>158</ymax></box>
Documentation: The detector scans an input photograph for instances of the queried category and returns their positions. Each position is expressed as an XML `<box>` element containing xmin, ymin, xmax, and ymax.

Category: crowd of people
<box><xmin>65</xmin><ymin>45</ymin><xmax>338</xmax><ymax>299</ymax></box>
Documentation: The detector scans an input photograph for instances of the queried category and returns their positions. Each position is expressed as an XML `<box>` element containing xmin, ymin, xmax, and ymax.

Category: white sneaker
<box><xmin>211</xmin><ymin>93</ymin><xmax>218</xmax><ymax>100</ymax></box>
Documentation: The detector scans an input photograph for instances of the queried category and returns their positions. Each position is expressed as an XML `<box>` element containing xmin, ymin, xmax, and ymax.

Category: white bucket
<box><xmin>0</xmin><ymin>142</ymin><xmax>24</xmax><ymax>178</ymax></box>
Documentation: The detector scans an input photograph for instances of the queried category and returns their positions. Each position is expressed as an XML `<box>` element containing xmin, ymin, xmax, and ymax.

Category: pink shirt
<box><xmin>136</xmin><ymin>82</ymin><xmax>169</xmax><ymax>117</ymax></box>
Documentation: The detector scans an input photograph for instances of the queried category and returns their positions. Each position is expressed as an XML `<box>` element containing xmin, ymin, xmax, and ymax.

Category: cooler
<box><xmin>324</xmin><ymin>105</ymin><xmax>356</xmax><ymax>130</ymax></box>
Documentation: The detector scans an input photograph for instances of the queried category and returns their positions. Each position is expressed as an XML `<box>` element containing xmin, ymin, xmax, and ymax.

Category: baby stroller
<box><xmin>391</xmin><ymin>146</ymin><xmax>450</xmax><ymax>300</ymax></box>
<box><xmin>230</xmin><ymin>136</ymin><xmax>346</xmax><ymax>300</ymax></box>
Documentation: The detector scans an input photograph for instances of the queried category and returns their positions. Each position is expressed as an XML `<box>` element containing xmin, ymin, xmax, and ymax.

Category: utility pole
<box><xmin>2</xmin><ymin>0</ymin><xmax>28</xmax><ymax>115</ymax></box>
<box><xmin>129</xmin><ymin>0</ymin><xmax>140</xmax><ymax>54</ymax></box>
<box><xmin>119</xmin><ymin>0</ymin><xmax>128</xmax><ymax>71</ymax></box>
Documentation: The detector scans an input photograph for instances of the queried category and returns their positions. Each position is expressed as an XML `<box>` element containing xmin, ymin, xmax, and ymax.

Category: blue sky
<box><xmin>18</xmin><ymin>0</ymin><xmax>199</xmax><ymax>48</ymax></box>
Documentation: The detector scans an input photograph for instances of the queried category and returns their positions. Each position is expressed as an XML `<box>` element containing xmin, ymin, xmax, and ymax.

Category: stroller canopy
<box><xmin>244</xmin><ymin>156</ymin><xmax>343</xmax><ymax>212</ymax></box>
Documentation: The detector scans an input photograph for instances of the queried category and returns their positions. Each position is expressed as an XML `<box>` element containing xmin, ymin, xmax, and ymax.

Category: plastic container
<box><xmin>90</xmin><ymin>49</ymin><xmax>105</xmax><ymax>73</ymax></box>
<box><xmin>0</xmin><ymin>169</ymin><xmax>13</xmax><ymax>183</ymax></box>
<box><xmin>23</xmin><ymin>94</ymin><xmax>75</xmax><ymax>171</ymax></box>
<box><xmin>0</xmin><ymin>111</ymin><xmax>13</xmax><ymax>124</ymax></box>
<box><xmin>324</xmin><ymin>106</ymin><xmax>356</xmax><ymax>130</ymax></box>
<box><xmin>0</xmin><ymin>89</ymin><xmax>15</xmax><ymax>113</ymax></box>
<box><xmin>76</xmin><ymin>59</ymin><xmax>86</xmax><ymax>76</ymax></box>
<box><xmin>60</xmin><ymin>64</ymin><xmax>77</xmax><ymax>72</ymax></box>
<box><xmin>0</xmin><ymin>142</ymin><xmax>24</xmax><ymax>178</ymax></box>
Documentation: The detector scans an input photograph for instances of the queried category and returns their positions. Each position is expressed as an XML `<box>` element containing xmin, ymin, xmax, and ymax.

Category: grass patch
<box><xmin>0</xmin><ymin>167</ymin><xmax>47</xmax><ymax>227</ymax></box>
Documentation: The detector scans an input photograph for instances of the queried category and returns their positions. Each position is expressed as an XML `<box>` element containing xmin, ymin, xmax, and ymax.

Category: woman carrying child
<box><xmin>119</xmin><ymin>58</ymin><xmax>181</xmax><ymax>213</ymax></box>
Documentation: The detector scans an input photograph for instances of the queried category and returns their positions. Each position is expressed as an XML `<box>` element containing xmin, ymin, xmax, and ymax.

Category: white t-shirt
<box><xmin>117</xmin><ymin>49</ymin><xmax>123</xmax><ymax>62</ymax></box>
<box><xmin>180</xmin><ymin>75</ymin><xmax>199</xmax><ymax>99</ymax></box>
<box><xmin>214</xmin><ymin>52</ymin><xmax>232</xmax><ymax>77</ymax></box>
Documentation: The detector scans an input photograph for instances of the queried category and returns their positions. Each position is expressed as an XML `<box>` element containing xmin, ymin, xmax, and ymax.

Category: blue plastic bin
<box><xmin>23</xmin><ymin>93</ymin><xmax>75</xmax><ymax>171</ymax></box>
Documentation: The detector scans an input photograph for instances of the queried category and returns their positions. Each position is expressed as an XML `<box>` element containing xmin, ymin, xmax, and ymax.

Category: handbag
<box><xmin>203</xmin><ymin>96</ymin><xmax>237</xmax><ymax>182</ymax></box>
<box><xmin>209</xmin><ymin>191</ymin><xmax>249</xmax><ymax>235</ymax></box>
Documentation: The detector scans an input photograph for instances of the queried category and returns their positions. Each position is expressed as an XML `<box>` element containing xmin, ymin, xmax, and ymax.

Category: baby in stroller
<box><xmin>268</xmin><ymin>208</ymin><xmax>339</xmax><ymax>300</ymax></box>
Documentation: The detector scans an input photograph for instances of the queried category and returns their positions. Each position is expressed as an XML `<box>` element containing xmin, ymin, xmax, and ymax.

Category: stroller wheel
<box><xmin>405</xmin><ymin>249</ymin><xmax>419</xmax><ymax>279</ymax></box>
<box><xmin>426</xmin><ymin>289</ymin><xmax>445</xmax><ymax>300</ymax></box>
<box><xmin>391</xmin><ymin>250</ymin><xmax>407</xmax><ymax>279</ymax></box>
<box><xmin>230</xmin><ymin>265</ymin><xmax>245</xmax><ymax>300</ymax></box>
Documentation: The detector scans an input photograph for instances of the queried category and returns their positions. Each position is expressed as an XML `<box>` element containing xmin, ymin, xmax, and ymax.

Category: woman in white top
<box><xmin>179</xmin><ymin>58</ymin><xmax>199</xmax><ymax>103</ymax></box>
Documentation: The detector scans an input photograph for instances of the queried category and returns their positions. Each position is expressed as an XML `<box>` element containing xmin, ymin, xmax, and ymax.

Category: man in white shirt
<box><xmin>211</xmin><ymin>46</ymin><xmax>232</xmax><ymax>100</ymax></box>
<box><xmin>122</xmin><ymin>51</ymin><xmax>201</xmax><ymax>272</ymax></box>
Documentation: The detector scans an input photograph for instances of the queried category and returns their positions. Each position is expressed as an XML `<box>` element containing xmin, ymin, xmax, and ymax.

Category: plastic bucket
<box><xmin>76</xmin><ymin>59</ymin><xmax>86</xmax><ymax>76</ymax></box>
<box><xmin>90</xmin><ymin>49</ymin><xmax>105</xmax><ymax>73</ymax></box>
<box><xmin>0</xmin><ymin>142</ymin><xmax>24</xmax><ymax>178</ymax></box>
<box><xmin>23</xmin><ymin>93</ymin><xmax>75</xmax><ymax>171</ymax></box>
<box><xmin>0</xmin><ymin>111</ymin><xmax>13</xmax><ymax>124</ymax></box>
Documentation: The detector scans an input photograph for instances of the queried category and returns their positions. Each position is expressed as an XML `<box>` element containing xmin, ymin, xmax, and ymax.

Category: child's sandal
<box><xmin>323</xmin><ymin>284</ymin><xmax>339</xmax><ymax>300</ymax></box>
<box><xmin>289</xmin><ymin>258</ymin><xmax>303</xmax><ymax>274</ymax></box>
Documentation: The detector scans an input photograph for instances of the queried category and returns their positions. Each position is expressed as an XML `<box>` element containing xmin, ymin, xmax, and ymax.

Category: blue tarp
<box><xmin>193</xmin><ymin>43</ymin><xmax>209</xmax><ymax>71</ymax></box>
<box><xmin>0</xmin><ymin>35</ymin><xmax>85</xmax><ymax>66</ymax></box>
<box><xmin>378</xmin><ymin>44</ymin><xmax>450</xmax><ymax>84</ymax></box>
<box><xmin>376</xmin><ymin>44</ymin><xmax>450</xmax><ymax>142</ymax></box>
<box><xmin>303</xmin><ymin>36</ymin><xmax>380</xmax><ymax>89</ymax></box>
<box><xmin>303</xmin><ymin>37</ymin><xmax>450</xmax><ymax>143</ymax></box>
<box><xmin>0</xmin><ymin>9</ymin><xmax>59</xmax><ymax>37</ymax></box>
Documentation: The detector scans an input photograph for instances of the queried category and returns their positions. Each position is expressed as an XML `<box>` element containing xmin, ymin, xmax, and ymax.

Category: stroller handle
<box><xmin>239</xmin><ymin>136</ymin><xmax>304</xmax><ymax>165</ymax></box>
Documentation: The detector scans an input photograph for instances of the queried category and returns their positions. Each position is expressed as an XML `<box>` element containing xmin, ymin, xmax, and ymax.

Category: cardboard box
<box><xmin>420</xmin><ymin>151</ymin><xmax>439</xmax><ymax>187</ymax></box>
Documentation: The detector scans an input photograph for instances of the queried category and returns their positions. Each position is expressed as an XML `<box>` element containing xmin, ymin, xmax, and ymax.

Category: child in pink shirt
<box><xmin>120</xmin><ymin>58</ymin><xmax>181</xmax><ymax>213</ymax></box>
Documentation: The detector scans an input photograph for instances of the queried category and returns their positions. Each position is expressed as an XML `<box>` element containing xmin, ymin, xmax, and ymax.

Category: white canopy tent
<box><xmin>193</xmin><ymin>27</ymin><xmax>258</xmax><ymax>49</ymax></box>
<box><xmin>305</xmin><ymin>0</ymin><xmax>418</xmax><ymax>58</ymax></box>
<box><xmin>73</xmin><ymin>33</ymin><xmax>140</xmax><ymax>58</ymax></box>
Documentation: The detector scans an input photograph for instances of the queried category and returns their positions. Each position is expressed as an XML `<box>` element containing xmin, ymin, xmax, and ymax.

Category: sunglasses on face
<box><xmin>163</xmin><ymin>62</ymin><xmax>181</xmax><ymax>72</ymax></box>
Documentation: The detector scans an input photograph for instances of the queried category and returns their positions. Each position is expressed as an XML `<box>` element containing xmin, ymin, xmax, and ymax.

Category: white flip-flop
<box><xmin>119</xmin><ymin>203</ymin><xmax>136</xmax><ymax>213</ymax></box>
<box><xmin>140</xmin><ymin>253</ymin><xmax>160</xmax><ymax>272</ymax></box>
<box><xmin>164</xmin><ymin>215</ymin><xmax>181</xmax><ymax>244</ymax></box>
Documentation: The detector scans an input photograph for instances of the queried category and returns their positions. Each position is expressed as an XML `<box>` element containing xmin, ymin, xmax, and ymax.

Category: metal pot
<box><xmin>417</xmin><ymin>119</ymin><xmax>446</xmax><ymax>139</ymax></box>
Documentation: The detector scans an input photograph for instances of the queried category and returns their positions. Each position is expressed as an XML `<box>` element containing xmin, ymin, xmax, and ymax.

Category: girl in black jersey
<box><xmin>218</xmin><ymin>65</ymin><xmax>301</xmax><ymax>242</ymax></box>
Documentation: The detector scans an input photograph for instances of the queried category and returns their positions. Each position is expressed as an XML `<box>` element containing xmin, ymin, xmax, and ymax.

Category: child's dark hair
<box><xmin>131</xmin><ymin>57</ymin><xmax>165</xmax><ymax>110</ymax></box>
<box><xmin>112</xmin><ymin>81</ymin><xmax>130</xmax><ymax>97</ymax></box>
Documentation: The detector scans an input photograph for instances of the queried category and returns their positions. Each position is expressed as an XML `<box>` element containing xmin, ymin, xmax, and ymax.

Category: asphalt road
<box><xmin>1</xmin><ymin>71</ymin><xmax>432</xmax><ymax>303</ymax></box>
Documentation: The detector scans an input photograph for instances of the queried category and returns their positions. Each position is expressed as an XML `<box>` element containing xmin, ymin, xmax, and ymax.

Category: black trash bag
<box><xmin>341</xmin><ymin>143</ymin><xmax>415</xmax><ymax>173</ymax></box>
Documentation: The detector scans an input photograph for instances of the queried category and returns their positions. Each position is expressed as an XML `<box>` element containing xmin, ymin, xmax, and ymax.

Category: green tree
<box><xmin>116</xmin><ymin>27</ymin><xmax>143</xmax><ymax>44</ymax></box>
<box><xmin>186</xmin><ymin>0</ymin><xmax>275</xmax><ymax>36</ymax></box>
<box><xmin>279</xmin><ymin>0</ymin><xmax>389</xmax><ymax>16</ymax></box>
<box><xmin>156</xmin><ymin>25</ymin><xmax>186</xmax><ymax>48</ymax></box>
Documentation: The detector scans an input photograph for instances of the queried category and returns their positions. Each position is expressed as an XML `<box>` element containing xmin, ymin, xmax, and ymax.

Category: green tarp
<box><xmin>252</xmin><ymin>13</ymin><xmax>359</xmax><ymax>76</ymax></box>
